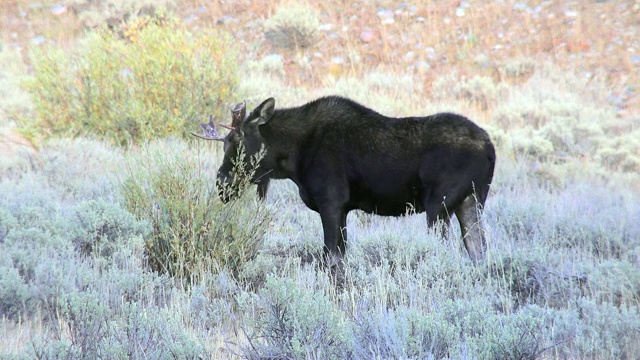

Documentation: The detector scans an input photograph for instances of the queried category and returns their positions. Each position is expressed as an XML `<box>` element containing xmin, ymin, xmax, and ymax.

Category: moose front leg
<box><xmin>319</xmin><ymin>207</ymin><xmax>348</xmax><ymax>269</ymax></box>
<box><xmin>257</xmin><ymin>179</ymin><xmax>270</xmax><ymax>200</ymax></box>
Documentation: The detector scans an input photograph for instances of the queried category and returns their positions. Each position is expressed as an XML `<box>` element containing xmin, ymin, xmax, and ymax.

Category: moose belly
<box><xmin>349</xmin><ymin>182</ymin><xmax>425</xmax><ymax>216</ymax></box>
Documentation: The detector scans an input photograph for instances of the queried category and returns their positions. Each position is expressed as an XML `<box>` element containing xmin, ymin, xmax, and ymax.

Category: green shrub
<box><xmin>265</xmin><ymin>3</ymin><xmax>320</xmax><ymax>49</ymax></box>
<box><xmin>23</xmin><ymin>17</ymin><xmax>238</xmax><ymax>146</ymax></box>
<box><xmin>120</xmin><ymin>139</ymin><xmax>270</xmax><ymax>282</ymax></box>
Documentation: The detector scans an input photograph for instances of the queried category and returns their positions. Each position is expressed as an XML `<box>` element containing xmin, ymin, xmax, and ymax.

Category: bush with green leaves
<box><xmin>23</xmin><ymin>17</ymin><xmax>238</xmax><ymax>146</ymax></box>
<box><xmin>120</xmin><ymin>139</ymin><xmax>270</xmax><ymax>282</ymax></box>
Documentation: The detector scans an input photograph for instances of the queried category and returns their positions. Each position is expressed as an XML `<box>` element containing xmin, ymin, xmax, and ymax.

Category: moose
<box><xmin>192</xmin><ymin>96</ymin><xmax>496</xmax><ymax>265</ymax></box>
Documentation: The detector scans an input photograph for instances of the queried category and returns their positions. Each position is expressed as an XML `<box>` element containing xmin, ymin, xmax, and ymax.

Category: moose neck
<box><xmin>258</xmin><ymin>107</ymin><xmax>311</xmax><ymax>181</ymax></box>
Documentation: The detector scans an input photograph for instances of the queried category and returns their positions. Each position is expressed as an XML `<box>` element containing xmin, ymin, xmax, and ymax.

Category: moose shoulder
<box><xmin>193</xmin><ymin>96</ymin><xmax>496</xmax><ymax>264</ymax></box>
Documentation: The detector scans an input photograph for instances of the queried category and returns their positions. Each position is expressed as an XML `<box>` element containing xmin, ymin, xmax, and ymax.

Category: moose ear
<box><xmin>251</xmin><ymin>98</ymin><xmax>275</xmax><ymax>125</ymax></box>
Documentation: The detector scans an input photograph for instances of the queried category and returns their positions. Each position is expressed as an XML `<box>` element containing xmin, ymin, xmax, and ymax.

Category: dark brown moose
<box><xmin>192</xmin><ymin>96</ymin><xmax>496</xmax><ymax>265</ymax></box>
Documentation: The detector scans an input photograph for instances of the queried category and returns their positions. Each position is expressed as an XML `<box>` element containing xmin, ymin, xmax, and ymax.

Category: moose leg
<box><xmin>423</xmin><ymin>194</ymin><xmax>451</xmax><ymax>238</ymax></box>
<box><xmin>319</xmin><ymin>207</ymin><xmax>347</xmax><ymax>269</ymax></box>
<box><xmin>257</xmin><ymin>179</ymin><xmax>270</xmax><ymax>200</ymax></box>
<box><xmin>455</xmin><ymin>195</ymin><xmax>486</xmax><ymax>262</ymax></box>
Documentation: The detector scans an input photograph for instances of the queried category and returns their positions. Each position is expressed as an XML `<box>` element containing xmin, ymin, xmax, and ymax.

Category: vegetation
<box><xmin>264</xmin><ymin>3</ymin><xmax>320</xmax><ymax>50</ymax></box>
<box><xmin>120</xmin><ymin>140</ymin><xmax>270</xmax><ymax>281</ymax></box>
<box><xmin>21</xmin><ymin>16</ymin><xmax>238</xmax><ymax>146</ymax></box>
<box><xmin>1</xmin><ymin>0</ymin><xmax>639</xmax><ymax>358</ymax></box>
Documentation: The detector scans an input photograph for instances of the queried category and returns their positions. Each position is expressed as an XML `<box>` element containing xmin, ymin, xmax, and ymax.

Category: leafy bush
<box><xmin>23</xmin><ymin>17</ymin><xmax>238</xmax><ymax>146</ymax></box>
<box><xmin>120</xmin><ymin>139</ymin><xmax>270</xmax><ymax>282</ymax></box>
<box><xmin>265</xmin><ymin>3</ymin><xmax>320</xmax><ymax>49</ymax></box>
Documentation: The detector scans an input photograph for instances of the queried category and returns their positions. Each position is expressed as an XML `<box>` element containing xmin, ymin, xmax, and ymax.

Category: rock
<box><xmin>217</xmin><ymin>15</ymin><xmax>234</xmax><ymax>24</ymax></box>
<box><xmin>377</xmin><ymin>9</ymin><xmax>394</xmax><ymax>21</ymax></box>
<box><xmin>474</xmin><ymin>53</ymin><xmax>492</xmax><ymax>68</ymax></box>
<box><xmin>414</xmin><ymin>61</ymin><xmax>431</xmax><ymax>74</ymax></box>
<box><xmin>183</xmin><ymin>14</ymin><xmax>197</xmax><ymax>24</ymax></box>
<box><xmin>51</xmin><ymin>4</ymin><xmax>66</xmax><ymax>15</ymax></box>
<box><xmin>319</xmin><ymin>23</ymin><xmax>334</xmax><ymax>31</ymax></box>
<box><xmin>264</xmin><ymin>54</ymin><xmax>284</xmax><ymax>63</ymax></box>
<box><xmin>564</xmin><ymin>10</ymin><xmax>579</xmax><ymax>18</ymax></box>
<box><xmin>513</xmin><ymin>3</ymin><xmax>529</xmax><ymax>11</ymax></box>
<box><xmin>32</xmin><ymin>36</ymin><xmax>46</xmax><ymax>46</ymax></box>
<box><xmin>360</xmin><ymin>30</ymin><xmax>374</xmax><ymax>43</ymax></box>
<box><xmin>403</xmin><ymin>51</ymin><xmax>416</xmax><ymax>63</ymax></box>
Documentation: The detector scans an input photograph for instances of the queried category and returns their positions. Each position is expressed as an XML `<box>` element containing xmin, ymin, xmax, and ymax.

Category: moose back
<box><xmin>193</xmin><ymin>96</ymin><xmax>496</xmax><ymax>264</ymax></box>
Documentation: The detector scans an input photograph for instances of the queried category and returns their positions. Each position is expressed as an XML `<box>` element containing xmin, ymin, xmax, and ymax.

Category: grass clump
<box><xmin>22</xmin><ymin>17</ymin><xmax>238</xmax><ymax>146</ymax></box>
<box><xmin>120</xmin><ymin>139</ymin><xmax>270</xmax><ymax>282</ymax></box>
<box><xmin>265</xmin><ymin>3</ymin><xmax>320</xmax><ymax>49</ymax></box>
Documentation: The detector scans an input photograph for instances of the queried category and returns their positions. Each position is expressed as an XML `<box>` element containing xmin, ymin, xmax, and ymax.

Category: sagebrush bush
<box><xmin>265</xmin><ymin>3</ymin><xmax>320</xmax><ymax>49</ymax></box>
<box><xmin>432</xmin><ymin>74</ymin><xmax>505</xmax><ymax>111</ymax></box>
<box><xmin>489</xmin><ymin>64</ymin><xmax>640</xmax><ymax>176</ymax></box>
<box><xmin>240</xmin><ymin>275</ymin><xmax>351</xmax><ymax>359</ymax></box>
<box><xmin>352</xmin><ymin>305</ymin><xmax>457</xmax><ymax>359</ymax></box>
<box><xmin>23</xmin><ymin>17</ymin><xmax>238</xmax><ymax>146</ymax></box>
<box><xmin>69</xmin><ymin>199</ymin><xmax>149</xmax><ymax>257</ymax></box>
<box><xmin>29</xmin><ymin>291</ymin><xmax>206</xmax><ymax>359</ymax></box>
<box><xmin>67</xmin><ymin>0</ymin><xmax>175</xmax><ymax>28</ymax></box>
<box><xmin>120</xmin><ymin>139</ymin><xmax>270</xmax><ymax>282</ymax></box>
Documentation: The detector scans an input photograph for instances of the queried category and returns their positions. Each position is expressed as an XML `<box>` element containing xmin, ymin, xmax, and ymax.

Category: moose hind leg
<box><xmin>455</xmin><ymin>195</ymin><xmax>486</xmax><ymax>262</ymax></box>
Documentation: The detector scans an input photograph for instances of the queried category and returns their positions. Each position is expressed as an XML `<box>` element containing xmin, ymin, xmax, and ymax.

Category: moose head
<box><xmin>192</xmin><ymin>99</ymin><xmax>276</xmax><ymax>202</ymax></box>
